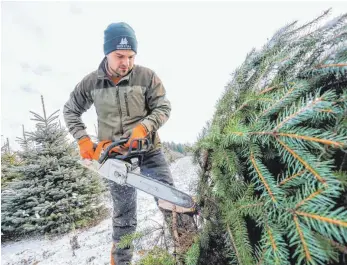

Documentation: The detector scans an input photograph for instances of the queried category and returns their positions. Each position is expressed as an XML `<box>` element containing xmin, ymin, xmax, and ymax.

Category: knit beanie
<box><xmin>103</xmin><ymin>22</ymin><xmax>138</xmax><ymax>55</ymax></box>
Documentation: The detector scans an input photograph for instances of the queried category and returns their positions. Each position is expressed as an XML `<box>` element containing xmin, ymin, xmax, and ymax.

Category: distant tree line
<box><xmin>162</xmin><ymin>141</ymin><xmax>193</xmax><ymax>155</ymax></box>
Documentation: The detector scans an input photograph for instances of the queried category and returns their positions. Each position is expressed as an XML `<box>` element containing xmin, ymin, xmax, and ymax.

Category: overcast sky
<box><xmin>1</xmin><ymin>1</ymin><xmax>346</xmax><ymax>150</ymax></box>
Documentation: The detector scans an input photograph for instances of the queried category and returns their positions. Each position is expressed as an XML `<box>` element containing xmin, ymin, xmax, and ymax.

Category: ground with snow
<box><xmin>1</xmin><ymin>156</ymin><xmax>199</xmax><ymax>265</ymax></box>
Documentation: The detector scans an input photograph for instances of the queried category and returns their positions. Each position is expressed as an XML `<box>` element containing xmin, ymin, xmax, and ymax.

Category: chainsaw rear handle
<box><xmin>98</xmin><ymin>138</ymin><xmax>128</xmax><ymax>164</ymax></box>
<box><xmin>98</xmin><ymin>137</ymin><xmax>151</xmax><ymax>164</ymax></box>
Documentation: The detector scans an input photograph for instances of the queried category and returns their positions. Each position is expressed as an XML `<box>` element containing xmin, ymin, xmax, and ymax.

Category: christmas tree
<box><xmin>1</xmin><ymin>137</ymin><xmax>23</xmax><ymax>187</ymax></box>
<box><xmin>1</xmin><ymin>96</ymin><xmax>107</xmax><ymax>239</ymax></box>
<box><xmin>190</xmin><ymin>10</ymin><xmax>347</xmax><ymax>265</ymax></box>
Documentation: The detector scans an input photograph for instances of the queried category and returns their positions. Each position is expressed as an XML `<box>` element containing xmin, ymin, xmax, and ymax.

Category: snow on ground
<box><xmin>1</xmin><ymin>156</ymin><xmax>199</xmax><ymax>265</ymax></box>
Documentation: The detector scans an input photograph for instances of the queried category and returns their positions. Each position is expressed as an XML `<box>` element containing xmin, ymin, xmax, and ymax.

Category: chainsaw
<box><xmin>80</xmin><ymin>137</ymin><xmax>196</xmax><ymax>211</ymax></box>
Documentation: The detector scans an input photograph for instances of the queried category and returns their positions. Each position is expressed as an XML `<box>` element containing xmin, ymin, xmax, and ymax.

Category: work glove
<box><xmin>122</xmin><ymin>123</ymin><xmax>148</xmax><ymax>149</ymax></box>
<box><xmin>92</xmin><ymin>140</ymin><xmax>127</xmax><ymax>161</ymax></box>
<box><xmin>78</xmin><ymin>137</ymin><xmax>94</xmax><ymax>159</ymax></box>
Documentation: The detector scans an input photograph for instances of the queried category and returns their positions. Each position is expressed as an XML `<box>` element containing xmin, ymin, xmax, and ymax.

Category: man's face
<box><xmin>106</xmin><ymin>50</ymin><xmax>136</xmax><ymax>77</ymax></box>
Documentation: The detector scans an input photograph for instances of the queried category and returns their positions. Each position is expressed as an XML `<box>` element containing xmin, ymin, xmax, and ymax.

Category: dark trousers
<box><xmin>109</xmin><ymin>149</ymin><xmax>174</xmax><ymax>265</ymax></box>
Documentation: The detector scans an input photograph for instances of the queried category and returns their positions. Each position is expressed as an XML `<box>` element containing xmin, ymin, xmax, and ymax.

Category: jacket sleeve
<box><xmin>63</xmin><ymin>79</ymin><xmax>94</xmax><ymax>140</ymax></box>
<box><xmin>141</xmin><ymin>72</ymin><xmax>171</xmax><ymax>132</ymax></box>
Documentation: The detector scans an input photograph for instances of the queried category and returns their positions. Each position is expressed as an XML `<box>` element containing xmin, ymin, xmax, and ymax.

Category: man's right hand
<box><xmin>92</xmin><ymin>140</ymin><xmax>128</xmax><ymax>161</ymax></box>
<box><xmin>78</xmin><ymin>137</ymin><xmax>95</xmax><ymax>159</ymax></box>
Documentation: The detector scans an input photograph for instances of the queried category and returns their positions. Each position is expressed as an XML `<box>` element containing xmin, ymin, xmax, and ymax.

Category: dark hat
<box><xmin>103</xmin><ymin>22</ymin><xmax>137</xmax><ymax>55</ymax></box>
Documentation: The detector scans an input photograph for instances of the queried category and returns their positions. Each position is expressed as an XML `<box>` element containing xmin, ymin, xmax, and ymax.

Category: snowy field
<box><xmin>1</xmin><ymin>156</ymin><xmax>199</xmax><ymax>265</ymax></box>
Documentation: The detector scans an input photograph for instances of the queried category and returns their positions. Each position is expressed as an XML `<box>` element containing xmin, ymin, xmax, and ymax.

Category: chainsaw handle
<box><xmin>114</xmin><ymin>138</ymin><xmax>151</xmax><ymax>160</ymax></box>
<box><xmin>98</xmin><ymin>137</ymin><xmax>151</xmax><ymax>166</ymax></box>
<box><xmin>98</xmin><ymin>138</ymin><xmax>129</xmax><ymax>164</ymax></box>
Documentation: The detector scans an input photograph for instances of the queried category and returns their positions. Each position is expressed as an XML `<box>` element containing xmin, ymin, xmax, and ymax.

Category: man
<box><xmin>63</xmin><ymin>22</ymin><xmax>195</xmax><ymax>265</ymax></box>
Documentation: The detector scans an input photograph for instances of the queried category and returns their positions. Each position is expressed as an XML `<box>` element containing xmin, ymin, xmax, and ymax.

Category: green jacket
<box><xmin>63</xmin><ymin>57</ymin><xmax>171</xmax><ymax>149</ymax></box>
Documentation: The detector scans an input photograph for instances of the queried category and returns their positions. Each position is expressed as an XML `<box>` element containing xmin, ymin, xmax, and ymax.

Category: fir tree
<box><xmin>1</xmin><ymin>137</ymin><xmax>23</xmax><ymax>187</ymax></box>
<box><xmin>1</xmin><ymin>96</ymin><xmax>107</xmax><ymax>239</ymax></box>
<box><xmin>191</xmin><ymin>10</ymin><xmax>347</xmax><ymax>265</ymax></box>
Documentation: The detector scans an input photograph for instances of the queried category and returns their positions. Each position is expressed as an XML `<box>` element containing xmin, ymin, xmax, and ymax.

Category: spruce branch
<box><xmin>267</xmin><ymin>226</ymin><xmax>277</xmax><ymax>252</ymax></box>
<box><xmin>263</xmin><ymin>225</ymin><xmax>290</xmax><ymax>265</ymax></box>
<box><xmin>226</xmin><ymin>223</ymin><xmax>242</xmax><ymax>265</ymax></box>
<box><xmin>259</xmin><ymin>86</ymin><xmax>277</xmax><ymax>95</ymax></box>
<box><xmin>276</xmin><ymin>132</ymin><xmax>346</xmax><ymax>148</ymax></box>
<box><xmin>276</xmin><ymin>138</ymin><xmax>327</xmax><ymax>185</ymax></box>
<box><xmin>250</xmin><ymin>152</ymin><xmax>277</xmax><ymax>203</ymax></box>
<box><xmin>295</xmin><ymin>189</ymin><xmax>324</xmax><ymax>209</ymax></box>
<box><xmin>251</xmin><ymin>130</ymin><xmax>346</xmax><ymax>149</ymax></box>
<box><xmin>258</xmin><ymin>83</ymin><xmax>301</xmax><ymax>119</ymax></box>
<box><xmin>273</xmin><ymin>90</ymin><xmax>337</xmax><ymax>131</ymax></box>
<box><xmin>294</xmin><ymin>207</ymin><xmax>347</xmax><ymax>244</ymax></box>
<box><xmin>296</xmin><ymin>211</ymin><xmax>347</xmax><ymax>228</ymax></box>
<box><xmin>293</xmin><ymin>215</ymin><xmax>312</xmax><ymax>262</ymax></box>
<box><xmin>315</xmin><ymin>63</ymin><xmax>347</xmax><ymax>69</ymax></box>
<box><xmin>285</xmin><ymin>9</ymin><xmax>331</xmax><ymax>37</ymax></box>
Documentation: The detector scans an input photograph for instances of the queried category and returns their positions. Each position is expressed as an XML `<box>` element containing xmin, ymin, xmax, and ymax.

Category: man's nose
<box><xmin>122</xmin><ymin>58</ymin><xmax>130</xmax><ymax>67</ymax></box>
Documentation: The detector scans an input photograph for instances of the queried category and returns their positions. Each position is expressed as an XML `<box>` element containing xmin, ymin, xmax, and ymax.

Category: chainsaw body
<box><xmin>81</xmin><ymin>137</ymin><xmax>196</xmax><ymax>209</ymax></box>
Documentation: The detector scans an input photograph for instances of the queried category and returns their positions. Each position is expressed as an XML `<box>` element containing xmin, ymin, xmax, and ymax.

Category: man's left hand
<box><xmin>123</xmin><ymin>123</ymin><xmax>148</xmax><ymax>149</ymax></box>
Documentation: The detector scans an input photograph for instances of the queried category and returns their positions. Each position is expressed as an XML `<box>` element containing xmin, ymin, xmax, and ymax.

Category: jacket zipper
<box><xmin>124</xmin><ymin>92</ymin><xmax>130</xmax><ymax>116</ymax></box>
<box><xmin>116</xmin><ymin>88</ymin><xmax>124</xmax><ymax>135</ymax></box>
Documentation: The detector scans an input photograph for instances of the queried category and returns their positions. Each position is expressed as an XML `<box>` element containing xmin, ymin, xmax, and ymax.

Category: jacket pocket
<box><xmin>127</xmin><ymin>86</ymin><xmax>146</xmax><ymax>117</ymax></box>
<box><xmin>97</xmin><ymin>120</ymin><xmax>114</xmax><ymax>141</ymax></box>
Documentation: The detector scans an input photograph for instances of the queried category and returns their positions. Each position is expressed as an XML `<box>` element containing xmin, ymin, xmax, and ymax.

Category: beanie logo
<box><xmin>120</xmin><ymin>38</ymin><xmax>128</xmax><ymax>45</ymax></box>
<box><xmin>117</xmin><ymin>37</ymin><xmax>132</xmax><ymax>50</ymax></box>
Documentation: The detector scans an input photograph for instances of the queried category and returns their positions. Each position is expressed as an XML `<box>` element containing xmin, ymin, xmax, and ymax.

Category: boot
<box><xmin>110</xmin><ymin>242</ymin><xmax>133</xmax><ymax>265</ymax></box>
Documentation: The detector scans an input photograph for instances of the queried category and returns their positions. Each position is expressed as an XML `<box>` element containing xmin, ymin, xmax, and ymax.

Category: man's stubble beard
<box><xmin>109</xmin><ymin>65</ymin><xmax>131</xmax><ymax>78</ymax></box>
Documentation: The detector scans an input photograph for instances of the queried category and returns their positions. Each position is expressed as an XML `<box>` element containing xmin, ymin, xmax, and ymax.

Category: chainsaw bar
<box><xmin>126</xmin><ymin>171</ymin><xmax>195</xmax><ymax>208</ymax></box>
<box><xmin>80</xmin><ymin>159</ymin><xmax>195</xmax><ymax>208</ymax></box>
